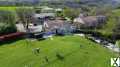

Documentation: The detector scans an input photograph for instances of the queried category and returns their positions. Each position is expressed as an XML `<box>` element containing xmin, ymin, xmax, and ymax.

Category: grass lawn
<box><xmin>0</xmin><ymin>35</ymin><xmax>116</xmax><ymax>67</ymax></box>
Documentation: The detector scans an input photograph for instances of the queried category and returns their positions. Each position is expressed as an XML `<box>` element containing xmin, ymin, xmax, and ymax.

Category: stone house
<box><xmin>73</xmin><ymin>15</ymin><xmax>107</xmax><ymax>29</ymax></box>
<box><xmin>43</xmin><ymin>19</ymin><xmax>75</xmax><ymax>35</ymax></box>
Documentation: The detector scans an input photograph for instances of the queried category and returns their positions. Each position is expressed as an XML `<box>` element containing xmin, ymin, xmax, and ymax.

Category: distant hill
<box><xmin>0</xmin><ymin>0</ymin><xmax>120</xmax><ymax>7</ymax></box>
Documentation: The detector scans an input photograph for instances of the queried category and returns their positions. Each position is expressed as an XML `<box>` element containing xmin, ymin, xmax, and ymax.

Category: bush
<box><xmin>62</xmin><ymin>7</ymin><xmax>80</xmax><ymax>21</ymax></box>
<box><xmin>0</xmin><ymin>23</ymin><xmax>17</xmax><ymax>35</ymax></box>
<box><xmin>56</xmin><ymin>53</ymin><xmax>64</xmax><ymax>60</ymax></box>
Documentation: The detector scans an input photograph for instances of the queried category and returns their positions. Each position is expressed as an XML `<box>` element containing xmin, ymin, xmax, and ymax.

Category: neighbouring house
<box><xmin>34</xmin><ymin>6</ymin><xmax>56</xmax><ymax>20</ymax></box>
<box><xmin>16</xmin><ymin>22</ymin><xmax>44</xmax><ymax>38</ymax></box>
<box><xmin>27</xmin><ymin>23</ymin><xmax>43</xmax><ymax>33</ymax></box>
<box><xmin>27</xmin><ymin>23</ymin><xmax>44</xmax><ymax>38</ymax></box>
<box><xmin>73</xmin><ymin>15</ymin><xmax>107</xmax><ymax>29</ymax></box>
<box><xmin>34</xmin><ymin>13</ymin><xmax>55</xmax><ymax>20</ymax></box>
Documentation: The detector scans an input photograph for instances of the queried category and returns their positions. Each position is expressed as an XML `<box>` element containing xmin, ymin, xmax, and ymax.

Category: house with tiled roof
<box><xmin>43</xmin><ymin>19</ymin><xmax>75</xmax><ymax>35</ymax></box>
<box><xmin>73</xmin><ymin>14</ymin><xmax>107</xmax><ymax>29</ymax></box>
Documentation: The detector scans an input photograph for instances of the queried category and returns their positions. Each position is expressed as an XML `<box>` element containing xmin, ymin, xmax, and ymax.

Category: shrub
<box><xmin>0</xmin><ymin>23</ymin><xmax>17</xmax><ymax>35</ymax></box>
<box><xmin>56</xmin><ymin>53</ymin><xmax>64</xmax><ymax>60</ymax></box>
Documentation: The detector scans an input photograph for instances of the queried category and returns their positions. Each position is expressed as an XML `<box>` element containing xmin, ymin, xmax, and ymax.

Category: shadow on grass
<box><xmin>0</xmin><ymin>38</ymin><xmax>24</xmax><ymax>46</ymax></box>
<box><xmin>37</xmin><ymin>38</ymin><xmax>46</xmax><ymax>41</ymax></box>
<box><xmin>41</xmin><ymin>48</ymin><xmax>83</xmax><ymax>67</ymax></box>
<box><xmin>0</xmin><ymin>37</ymin><xmax>47</xmax><ymax>46</ymax></box>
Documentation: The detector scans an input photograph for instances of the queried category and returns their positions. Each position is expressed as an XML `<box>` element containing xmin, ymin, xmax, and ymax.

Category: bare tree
<box><xmin>16</xmin><ymin>7</ymin><xmax>35</xmax><ymax>29</ymax></box>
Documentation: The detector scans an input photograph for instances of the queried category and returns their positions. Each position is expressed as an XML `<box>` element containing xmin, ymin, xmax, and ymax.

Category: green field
<box><xmin>0</xmin><ymin>35</ymin><xmax>116</xmax><ymax>67</ymax></box>
<box><xmin>0</xmin><ymin>6</ymin><xmax>33</xmax><ymax>12</ymax></box>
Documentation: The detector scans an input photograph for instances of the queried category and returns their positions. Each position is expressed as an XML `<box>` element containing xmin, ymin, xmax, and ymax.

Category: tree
<box><xmin>81</xmin><ymin>5</ymin><xmax>91</xmax><ymax>13</ymax></box>
<box><xmin>62</xmin><ymin>7</ymin><xmax>80</xmax><ymax>22</ymax></box>
<box><xmin>113</xmin><ymin>17</ymin><xmax>120</xmax><ymax>33</ymax></box>
<box><xmin>0</xmin><ymin>10</ymin><xmax>17</xmax><ymax>35</ymax></box>
<box><xmin>0</xmin><ymin>10</ymin><xmax>16</xmax><ymax>24</ymax></box>
<box><xmin>16</xmin><ymin>7</ymin><xmax>35</xmax><ymax>29</ymax></box>
<box><xmin>112</xmin><ymin>16</ymin><xmax>120</xmax><ymax>41</ymax></box>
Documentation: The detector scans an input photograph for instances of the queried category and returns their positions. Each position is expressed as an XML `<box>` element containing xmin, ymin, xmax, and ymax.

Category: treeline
<box><xmin>0</xmin><ymin>7</ymin><xmax>34</xmax><ymax>35</ymax></box>
<box><xmin>0</xmin><ymin>1</ymin><xmax>39</xmax><ymax>6</ymax></box>
<box><xmin>0</xmin><ymin>10</ymin><xmax>17</xmax><ymax>35</ymax></box>
<box><xmin>0</xmin><ymin>1</ymin><xmax>111</xmax><ymax>8</ymax></box>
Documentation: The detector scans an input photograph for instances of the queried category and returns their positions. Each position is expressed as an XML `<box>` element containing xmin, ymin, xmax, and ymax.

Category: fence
<box><xmin>0</xmin><ymin>32</ymin><xmax>25</xmax><ymax>42</ymax></box>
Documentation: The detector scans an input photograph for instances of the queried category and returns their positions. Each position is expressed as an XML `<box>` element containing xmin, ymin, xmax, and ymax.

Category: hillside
<box><xmin>0</xmin><ymin>0</ymin><xmax>120</xmax><ymax>7</ymax></box>
<box><xmin>0</xmin><ymin>35</ymin><xmax>116</xmax><ymax>67</ymax></box>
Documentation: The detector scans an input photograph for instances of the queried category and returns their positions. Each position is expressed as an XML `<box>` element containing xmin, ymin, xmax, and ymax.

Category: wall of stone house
<box><xmin>16</xmin><ymin>23</ymin><xmax>26</xmax><ymax>32</ymax></box>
